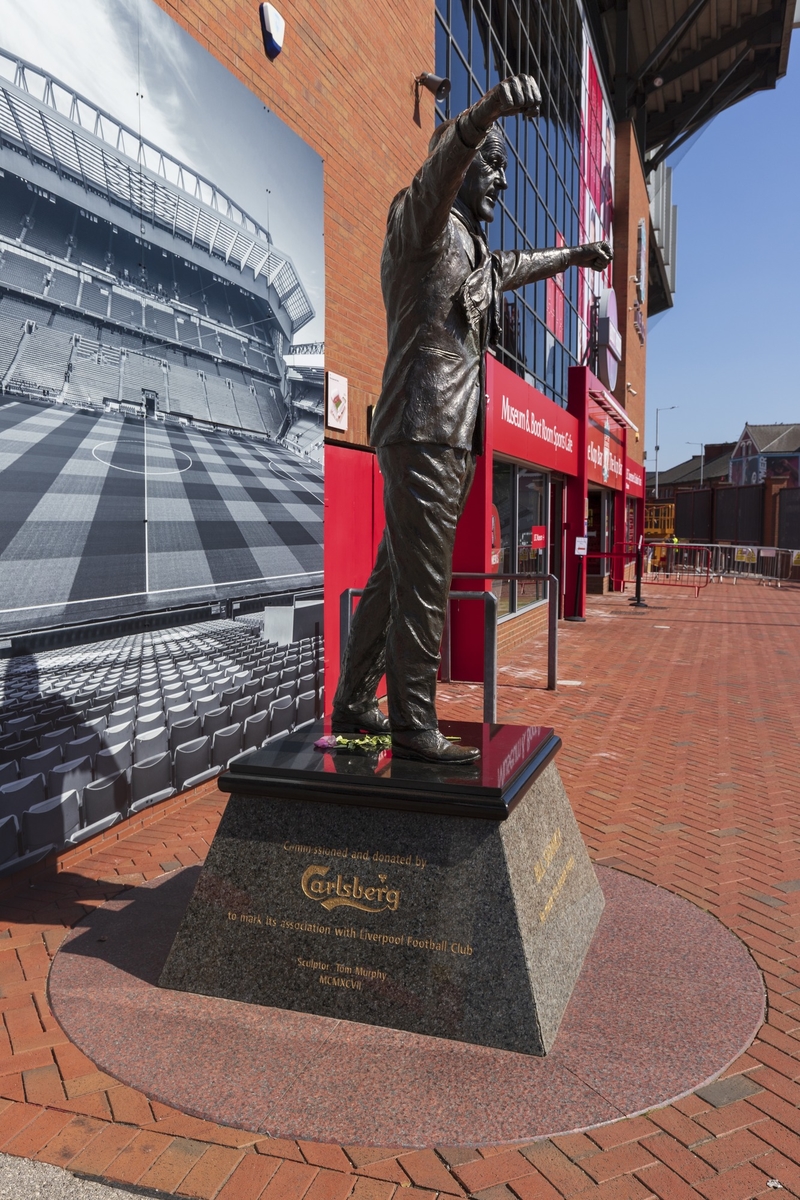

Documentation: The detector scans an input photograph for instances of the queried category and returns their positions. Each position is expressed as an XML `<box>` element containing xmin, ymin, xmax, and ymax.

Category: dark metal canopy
<box><xmin>586</xmin><ymin>0</ymin><xmax>795</xmax><ymax>170</ymax></box>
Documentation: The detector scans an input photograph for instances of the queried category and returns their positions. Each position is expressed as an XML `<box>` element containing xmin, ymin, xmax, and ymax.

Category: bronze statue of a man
<box><xmin>332</xmin><ymin>75</ymin><xmax>612</xmax><ymax>762</ymax></box>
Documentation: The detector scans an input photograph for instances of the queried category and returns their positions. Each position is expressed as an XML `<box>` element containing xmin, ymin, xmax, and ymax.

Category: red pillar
<box><xmin>323</xmin><ymin>443</ymin><xmax>384</xmax><ymax>713</ymax></box>
<box><xmin>611</xmin><ymin>427</ymin><xmax>628</xmax><ymax>591</ymax></box>
<box><xmin>565</xmin><ymin>367</ymin><xmax>589</xmax><ymax>619</ymax></box>
<box><xmin>449</xmin><ymin>387</ymin><xmax>494</xmax><ymax>682</ymax></box>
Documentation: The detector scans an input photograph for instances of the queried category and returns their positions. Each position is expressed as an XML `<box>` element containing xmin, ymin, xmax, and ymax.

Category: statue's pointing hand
<box><xmin>473</xmin><ymin>75</ymin><xmax>542</xmax><ymax>128</ymax></box>
<box><xmin>571</xmin><ymin>241</ymin><xmax>613</xmax><ymax>271</ymax></box>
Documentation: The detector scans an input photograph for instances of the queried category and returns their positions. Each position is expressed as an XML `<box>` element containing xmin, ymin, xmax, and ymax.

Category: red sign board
<box><xmin>586</xmin><ymin>398</ymin><xmax>624</xmax><ymax>490</ymax></box>
<box><xmin>488</xmin><ymin>356</ymin><xmax>579</xmax><ymax>476</ymax></box>
<box><xmin>530</xmin><ymin>525</ymin><xmax>547</xmax><ymax>549</ymax></box>
<box><xmin>625</xmin><ymin>461</ymin><xmax>645</xmax><ymax>498</ymax></box>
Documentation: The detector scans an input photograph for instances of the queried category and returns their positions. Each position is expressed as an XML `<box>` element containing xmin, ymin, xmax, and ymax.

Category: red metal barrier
<box><xmin>642</xmin><ymin>543</ymin><xmax>712</xmax><ymax>597</ymax></box>
<box><xmin>585</xmin><ymin>543</ymin><xmax>711</xmax><ymax>598</ymax></box>
<box><xmin>585</xmin><ymin>544</ymin><xmax>637</xmax><ymax>594</ymax></box>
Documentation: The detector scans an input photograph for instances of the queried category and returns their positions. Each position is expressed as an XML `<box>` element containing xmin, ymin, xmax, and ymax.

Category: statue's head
<box><xmin>430</xmin><ymin>122</ymin><xmax>507</xmax><ymax>223</ymax></box>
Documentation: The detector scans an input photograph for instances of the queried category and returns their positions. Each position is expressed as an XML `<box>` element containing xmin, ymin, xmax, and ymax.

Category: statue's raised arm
<box><xmin>395</xmin><ymin>75</ymin><xmax>543</xmax><ymax>253</ymax></box>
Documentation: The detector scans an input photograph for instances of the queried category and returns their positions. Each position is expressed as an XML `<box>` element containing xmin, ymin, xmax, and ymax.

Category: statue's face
<box><xmin>459</xmin><ymin>131</ymin><xmax>507</xmax><ymax>223</ymax></box>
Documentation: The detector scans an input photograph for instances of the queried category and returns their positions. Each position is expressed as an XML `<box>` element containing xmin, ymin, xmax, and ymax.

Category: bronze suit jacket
<box><xmin>369</xmin><ymin>115</ymin><xmax>572</xmax><ymax>456</ymax></box>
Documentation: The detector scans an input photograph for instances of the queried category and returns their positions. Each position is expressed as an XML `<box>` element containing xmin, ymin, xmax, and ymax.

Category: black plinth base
<box><xmin>219</xmin><ymin>719</ymin><xmax>561</xmax><ymax>820</ymax></box>
<box><xmin>161</xmin><ymin>722</ymin><xmax>604</xmax><ymax>1055</ymax></box>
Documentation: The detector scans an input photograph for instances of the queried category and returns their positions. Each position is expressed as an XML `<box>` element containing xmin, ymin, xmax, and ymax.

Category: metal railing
<box><xmin>440</xmin><ymin>588</ymin><xmax>498</xmax><ymax>722</ymax></box>
<box><xmin>645</xmin><ymin>542</ymin><xmax>800</xmax><ymax>587</ymax></box>
<box><xmin>449</xmin><ymin>573</ymin><xmax>558</xmax><ymax>696</ymax></box>
<box><xmin>340</xmin><ymin>571</ymin><xmax>558</xmax><ymax>726</ymax></box>
<box><xmin>696</xmin><ymin>544</ymin><xmax>797</xmax><ymax>586</ymax></box>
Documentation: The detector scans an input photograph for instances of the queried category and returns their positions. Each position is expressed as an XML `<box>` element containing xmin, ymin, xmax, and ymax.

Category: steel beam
<box><xmin>646</xmin><ymin>43</ymin><xmax>754</xmax><ymax>147</ymax></box>
<box><xmin>643</xmin><ymin>9</ymin><xmax>776</xmax><ymax>98</ymax></box>
<box><xmin>648</xmin><ymin>64</ymin><xmax>760</xmax><ymax>172</ymax></box>
<box><xmin>630</xmin><ymin>0</ymin><xmax>712</xmax><ymax>92</ymax></box>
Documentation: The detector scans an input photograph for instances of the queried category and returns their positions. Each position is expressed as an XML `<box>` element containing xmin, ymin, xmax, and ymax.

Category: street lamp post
<box><xmin>687</xmin><ymin>441</ymin><xmax>705</xmax><ymax>486</ymax></box>
<box><xmin>654</xmin><ymin>406</ymin><xmax>678</xmax><ymax>500</ymax></box>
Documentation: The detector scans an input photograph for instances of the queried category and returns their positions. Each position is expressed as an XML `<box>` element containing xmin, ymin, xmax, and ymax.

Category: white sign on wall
<box><xmin>326</xmin><ymin>371</ymin><xmax>349</xmax><ymax>432</ymax></box>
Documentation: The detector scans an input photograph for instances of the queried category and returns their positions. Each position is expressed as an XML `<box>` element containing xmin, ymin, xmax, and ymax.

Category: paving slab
<box><xmin>48</xmin><ymin>863</ymin><xmax>763</xmax><ymax>1145</ymax></box>
<box><xmin>0</xmin><ymin>584</ymin><xmax>798</xmax><ymax>1198</ymax></box>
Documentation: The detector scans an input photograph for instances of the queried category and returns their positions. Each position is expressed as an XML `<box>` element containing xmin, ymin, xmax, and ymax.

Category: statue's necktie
<box><xmin>460</xmin><ymin>231</ymin><xmax>501</xmax><ymax>348</ymax></box>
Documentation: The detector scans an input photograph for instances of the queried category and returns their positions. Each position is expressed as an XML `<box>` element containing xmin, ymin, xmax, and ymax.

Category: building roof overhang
<box><xmin>586</xmin><ymin>1</ymin><xmax>794</xmax><ymax>170</ymax></box>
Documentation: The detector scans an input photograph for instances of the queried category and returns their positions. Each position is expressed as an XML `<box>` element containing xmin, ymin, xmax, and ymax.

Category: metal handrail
<box><xmin>446</xmin><ymin>590</ymin><xmax>498</xmax><ymax>722</ymax></box>
<box><xmin>339</xmin><ymin>571</ymin><xmax>558</xmax><ymax>727</ymax></box>
<box><xmin>450</xmin><ymin>572</ymin><xmax>558</xmax><ymax>693</ymax></box>
<box><xmin>340</xmin><ymin>586</ymin><xmax>498</xmax><ymax>722</ymax></box>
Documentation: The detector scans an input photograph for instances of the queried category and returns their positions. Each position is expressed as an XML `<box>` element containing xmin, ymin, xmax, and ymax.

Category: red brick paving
<box><xmin>1</xmin><ymin>583</ymin><xmax>800</xmax><ymax>1198</ymax></box>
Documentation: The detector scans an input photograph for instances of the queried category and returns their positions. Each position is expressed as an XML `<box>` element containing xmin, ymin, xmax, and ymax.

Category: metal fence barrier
<box><xmin>645</xmin><ymin>543</ymin><xmax>800</xmax><ymax>586</ymax></box>
<box><xmin>340</xmin><ymin>571</ymin><xmax>559</xmax><ymax>727</ymax></box>
<box><xmin>706</xmin><ymin>544</ymin><xmax>797</xmax><ymax>586</ymax></box>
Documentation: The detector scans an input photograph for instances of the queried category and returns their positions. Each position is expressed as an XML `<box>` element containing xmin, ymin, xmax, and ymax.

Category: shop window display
<box><xmin>517</xmin><ymin>468</ymin><xmax>548</xmax><ymax>610</ymax></box>
<box><xmin>492</xmin><ymin>461</ymin><xmax>549</xmax><ymax>617</ymax></box>
<box><xmin>492</xmin><ymin>462</ymin><xmax>514</xmax><ymax>616</ymax></box>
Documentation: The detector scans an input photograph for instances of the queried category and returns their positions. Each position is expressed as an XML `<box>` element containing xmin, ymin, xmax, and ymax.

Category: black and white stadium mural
<box><xmin>0</xmin><ymin>0</ymin><xmax>324</xmax><ymax>635</ymax></box>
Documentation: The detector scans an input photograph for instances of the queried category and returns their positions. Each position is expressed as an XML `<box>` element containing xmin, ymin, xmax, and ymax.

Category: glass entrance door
<box><xmin>491</xmin><ymin>459</ymin><xmax>550</xmax><ymax>617</ymax></box>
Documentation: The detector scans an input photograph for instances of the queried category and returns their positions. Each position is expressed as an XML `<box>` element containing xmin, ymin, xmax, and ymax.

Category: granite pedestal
<box><xmin>159</xmin><ymin>720</ymin><xmax>604</xmax><ymax>1055</ymax></box>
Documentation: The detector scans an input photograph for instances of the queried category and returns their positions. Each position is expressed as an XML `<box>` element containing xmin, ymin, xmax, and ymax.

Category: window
<box><xmin>492</xmin><ymin>461</ymin><xmax>514</xmax><ymax>615</ymax></box>
<box><xmin>435</xmin><ymin>0</ymin><xmax>614</xmax><ymax>408</ymax></box>
<box><xmin>517</xmin><ymin>468</ymin><xmax>548</xmax><ymax>611</ymax></box>
<box><xmin>492</xmin><ymin>460</ymin><xmax>549</xmax><ymax>617</ymax></box>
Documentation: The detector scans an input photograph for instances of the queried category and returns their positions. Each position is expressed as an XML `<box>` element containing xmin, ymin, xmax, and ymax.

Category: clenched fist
<box><xmin>571</xmin><ymin>241</ymin><xmax>613</xmax><ymax>271</ymax></box>
<box><xmin>471</xmin><ymin>75</ymin><xmax>542</xmax><ymax>130</ymax></box>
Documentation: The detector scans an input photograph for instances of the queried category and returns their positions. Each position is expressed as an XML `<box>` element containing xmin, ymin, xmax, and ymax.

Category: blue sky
<box><xmin>646</xmin><ymin>33</ymin><xmax>799</xmax><ymax>472</ymax></box>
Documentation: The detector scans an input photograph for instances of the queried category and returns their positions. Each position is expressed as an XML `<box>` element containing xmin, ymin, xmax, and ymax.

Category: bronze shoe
<box><xmin>392</xmin><ymin>729</ymin><xmax>480</xmax><ymax>763</ymax></box>
<box><xmin>330</xmin><ymin>704</ymin><xmax>390</xmax><ymax>734</ymax></box>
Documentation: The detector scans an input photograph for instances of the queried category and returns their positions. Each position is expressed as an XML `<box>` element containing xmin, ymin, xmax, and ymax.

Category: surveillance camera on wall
<box><xmin>260</xmin><ymin>3</ymin><xmax>285</xmax><ymax>61</ymax></box>
<box><xmin>416</xmin><ymin>73</ymin><xmax>451</xmax><ymax>101</ymax></box>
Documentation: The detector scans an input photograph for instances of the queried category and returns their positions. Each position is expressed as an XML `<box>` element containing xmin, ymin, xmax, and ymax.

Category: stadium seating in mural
<box><xmin>0</xmin><ymin>44</ymin><xmax>327</xmax><ymax>878</ymax></box>
<box><xmin>0</xmin><ymin>223</ymin><xmax>301</xmax><ymax>442</ymax></box>
<box><xmin>0</xmin><ymin>621</ymin><xmax>324</xmax><ymax>878</ymax></box>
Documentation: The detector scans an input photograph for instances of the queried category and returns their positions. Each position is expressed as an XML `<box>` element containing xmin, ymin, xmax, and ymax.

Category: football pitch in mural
<box><xmin>0</xmin><ymin>0</ymin><xmax>324</xmax><ymax>635</ymax></box>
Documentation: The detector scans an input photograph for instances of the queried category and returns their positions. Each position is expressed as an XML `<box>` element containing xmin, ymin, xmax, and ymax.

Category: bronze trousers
<box><xmin>333</xmin><ymin>442</ymin><xmax>476</xmax><ymax>731</ymax></box>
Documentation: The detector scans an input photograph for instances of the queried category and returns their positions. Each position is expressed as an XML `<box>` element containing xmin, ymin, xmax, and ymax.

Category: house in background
<box><xmin>645</xmin><ymin>426</ymin><xmax>800</xmax><ymax>547</ymax></box>
<box><xmin>729</xmin><ymin>425</ymin><xmax>800</xmax><ymax>488</ymax></box>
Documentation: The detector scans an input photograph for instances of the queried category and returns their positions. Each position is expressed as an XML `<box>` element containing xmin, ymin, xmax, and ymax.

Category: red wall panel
<box><xmin>323</xmin><ymin>443</ymin><xmax>384</xmax><ymax>712</ymax></box>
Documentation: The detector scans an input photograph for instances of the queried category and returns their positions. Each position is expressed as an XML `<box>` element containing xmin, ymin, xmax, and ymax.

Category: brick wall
<box><xmin>497</xmin><ymin>601</ymin><xmax>549</xmax><ymax>657</ymax></box>
<box><xmin>154</xmin><ymin>0</ymin><xmax>434</xmax><ymax>450</ymax></box>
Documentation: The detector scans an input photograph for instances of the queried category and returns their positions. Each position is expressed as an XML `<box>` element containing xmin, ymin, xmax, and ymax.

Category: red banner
<box><xmin>488</xmin><ymin>356</ymin><xmax>579</xmax><ymax>476</ymax></box>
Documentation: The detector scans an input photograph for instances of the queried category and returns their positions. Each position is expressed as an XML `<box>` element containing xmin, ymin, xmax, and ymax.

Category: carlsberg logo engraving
<box><xmin>301</xmin><ymin>865</ymin><xmax>401</xmax><ymax>913</ymax></box>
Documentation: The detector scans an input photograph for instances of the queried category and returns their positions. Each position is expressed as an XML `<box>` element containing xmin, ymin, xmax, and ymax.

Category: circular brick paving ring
<box><xmin>48</xmin><ymin>865</ymin><xmax>765</xmax><ymax>1148</ymax></box>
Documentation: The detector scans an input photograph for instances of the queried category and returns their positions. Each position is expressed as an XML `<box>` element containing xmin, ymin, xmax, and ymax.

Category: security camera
<box><xmin>416</xmin><ymin>73</ymin><xmax>451</xmax><ymax>101</ymax></box>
